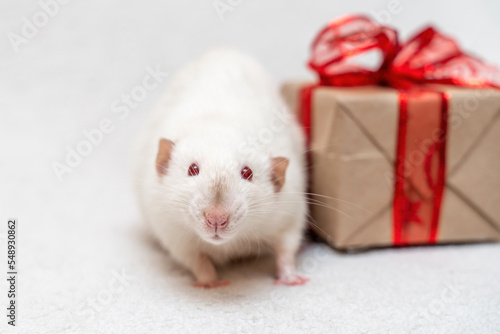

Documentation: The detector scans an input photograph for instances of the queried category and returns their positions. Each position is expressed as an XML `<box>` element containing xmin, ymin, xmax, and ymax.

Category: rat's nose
<box><xmin>204</xmin><ymin>207</ymin><xmax>229</xmax><ymax>229</ymax></box>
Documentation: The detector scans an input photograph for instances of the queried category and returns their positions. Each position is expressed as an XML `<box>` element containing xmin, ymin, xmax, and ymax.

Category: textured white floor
<box><xmin>2</xmin><ymin>1</ymin><xmax>500</xmax><ymax>333</ymax></box>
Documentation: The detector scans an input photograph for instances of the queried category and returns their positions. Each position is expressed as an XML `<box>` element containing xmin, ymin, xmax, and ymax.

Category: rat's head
<box><xmin>155</xmin><ymin>137</ymin><xmax>289</xmax><ymax>245</ymax></box>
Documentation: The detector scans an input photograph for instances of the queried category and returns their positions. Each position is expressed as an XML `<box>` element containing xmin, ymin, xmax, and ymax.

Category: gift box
<box><xmin>282</xmin><ymin>16</ymin><xmax>500</xmax><ymax>249</ymax></box>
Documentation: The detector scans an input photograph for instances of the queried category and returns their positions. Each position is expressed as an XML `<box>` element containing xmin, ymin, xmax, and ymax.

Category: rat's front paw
<box><xmin>274</xmin><ymin>275</ymin><xmax>309</xmax><ymax>286</ymax></box>
<box><xmin>192</xmin><ymin>280</ymin><xmax>230</xmax><ymax>289</ymax></box>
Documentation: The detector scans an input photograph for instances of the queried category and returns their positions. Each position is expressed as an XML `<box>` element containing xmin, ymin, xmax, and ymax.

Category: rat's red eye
<box><xmin>188</xmin><ymin>163</ymin><xmax>199</xmax><ymax>176</ymax></box>
<box><xmin>241</xmin><ymin>166</ymin><xmax>253</xmax><ymax>181</ymax></box>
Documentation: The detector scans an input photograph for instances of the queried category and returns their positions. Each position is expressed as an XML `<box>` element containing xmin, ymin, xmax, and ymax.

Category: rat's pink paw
<box><xmin>192</xmin><ymin>280</ymin><xmax>230</xmax><ymax>289</ymax></box>
<box><xmin>274</xmin><ymin>275</ymin><xmax>309</xmax><ymax>286</ymax></box>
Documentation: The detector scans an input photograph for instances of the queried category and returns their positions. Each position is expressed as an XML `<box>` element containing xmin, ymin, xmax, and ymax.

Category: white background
<box><xmin>2</xmin><ymin>0</ymin><xmax>500</xmax><ymax>192</ymax></box>
<box><xmin>1</xmin><ymin>1</ymin><xmax>500</xmax><ymax>333</ymax></box>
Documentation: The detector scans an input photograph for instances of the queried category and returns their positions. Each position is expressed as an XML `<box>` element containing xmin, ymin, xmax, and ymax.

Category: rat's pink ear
<box><xmin>156</xmin><ymin>138</ymin><xmax>174</xmax><ymax>176</ymax></box>
<box><xmin>271</xmin><ymin>157</ymin><xmax>289</xmax><ymax>192</ymax></box>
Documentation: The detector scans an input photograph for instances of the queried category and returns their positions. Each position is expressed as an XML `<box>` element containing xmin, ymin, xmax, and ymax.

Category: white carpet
<box><xmin>2</xmin><ymin>1</ymin><xmax>500</xmax><ymax>333</ymax></box>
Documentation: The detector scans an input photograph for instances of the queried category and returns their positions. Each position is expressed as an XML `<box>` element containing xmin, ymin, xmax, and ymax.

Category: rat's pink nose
<box><xmin>204</xmin><ymin>208</ymin><xmax>229</xmax><ymax>229</ymax></box>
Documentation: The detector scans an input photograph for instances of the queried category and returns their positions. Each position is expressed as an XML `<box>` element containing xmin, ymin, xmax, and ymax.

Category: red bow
<box><xmin>308</xmin><ymin>15</ymin><xmax>500</xmax><ymax>90</ymax></box>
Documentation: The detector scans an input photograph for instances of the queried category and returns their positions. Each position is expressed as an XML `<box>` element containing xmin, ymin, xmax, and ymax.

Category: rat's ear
<box><xmin>271</xmin><ymin>157</ymin><xmax>289</xmax><ymax>192</ymax></box>
<box><xmin>156</xmin><ymin>138</ymin><xmax>174</xmax><ymax>176</ymax></box>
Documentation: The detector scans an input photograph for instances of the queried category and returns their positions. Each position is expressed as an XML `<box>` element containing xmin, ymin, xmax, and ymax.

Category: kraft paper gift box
<box><xmin>282</xmin><ymin>82</ymin><xmax>500</xmax><ymax>249</ymax></box>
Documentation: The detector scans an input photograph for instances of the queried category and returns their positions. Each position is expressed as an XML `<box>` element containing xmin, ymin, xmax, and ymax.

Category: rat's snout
<box><xmin>204</xmin><ymin>207</ymin><xmax>229</xmax><ymax>229</ymax></box>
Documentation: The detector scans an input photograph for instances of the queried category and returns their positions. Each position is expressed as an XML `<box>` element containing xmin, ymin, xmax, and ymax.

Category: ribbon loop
<box><xmin>308</xmin><ymin>15</ymin><xmax>500</xmax><ymax>89</ymax></box>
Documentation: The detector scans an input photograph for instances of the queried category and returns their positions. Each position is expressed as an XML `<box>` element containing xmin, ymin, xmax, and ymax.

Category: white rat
<box><xmin>133</xmin><ymin>48</ymin><xmax>308</xmax><ymax>288</ymax></box>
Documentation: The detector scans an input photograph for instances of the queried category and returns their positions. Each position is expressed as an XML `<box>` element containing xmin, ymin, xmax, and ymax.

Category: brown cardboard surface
<box><xmin>282</xmin><ymin>81</ymin><xmax>500</xmax><ymax>249</ymax></box>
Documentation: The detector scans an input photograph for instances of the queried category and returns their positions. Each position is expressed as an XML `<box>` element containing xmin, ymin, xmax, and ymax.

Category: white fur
<box><xmin>132</xmin><ymin>48</ymin><xmax>307</xmax><ymax>284</ymax></box>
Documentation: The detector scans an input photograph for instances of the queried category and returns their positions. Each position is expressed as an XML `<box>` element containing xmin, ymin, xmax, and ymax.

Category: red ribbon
<box><xmin>301</xmin><ymin>15</ymin><xmax>500</xmax><ymax>245</ymax></box>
